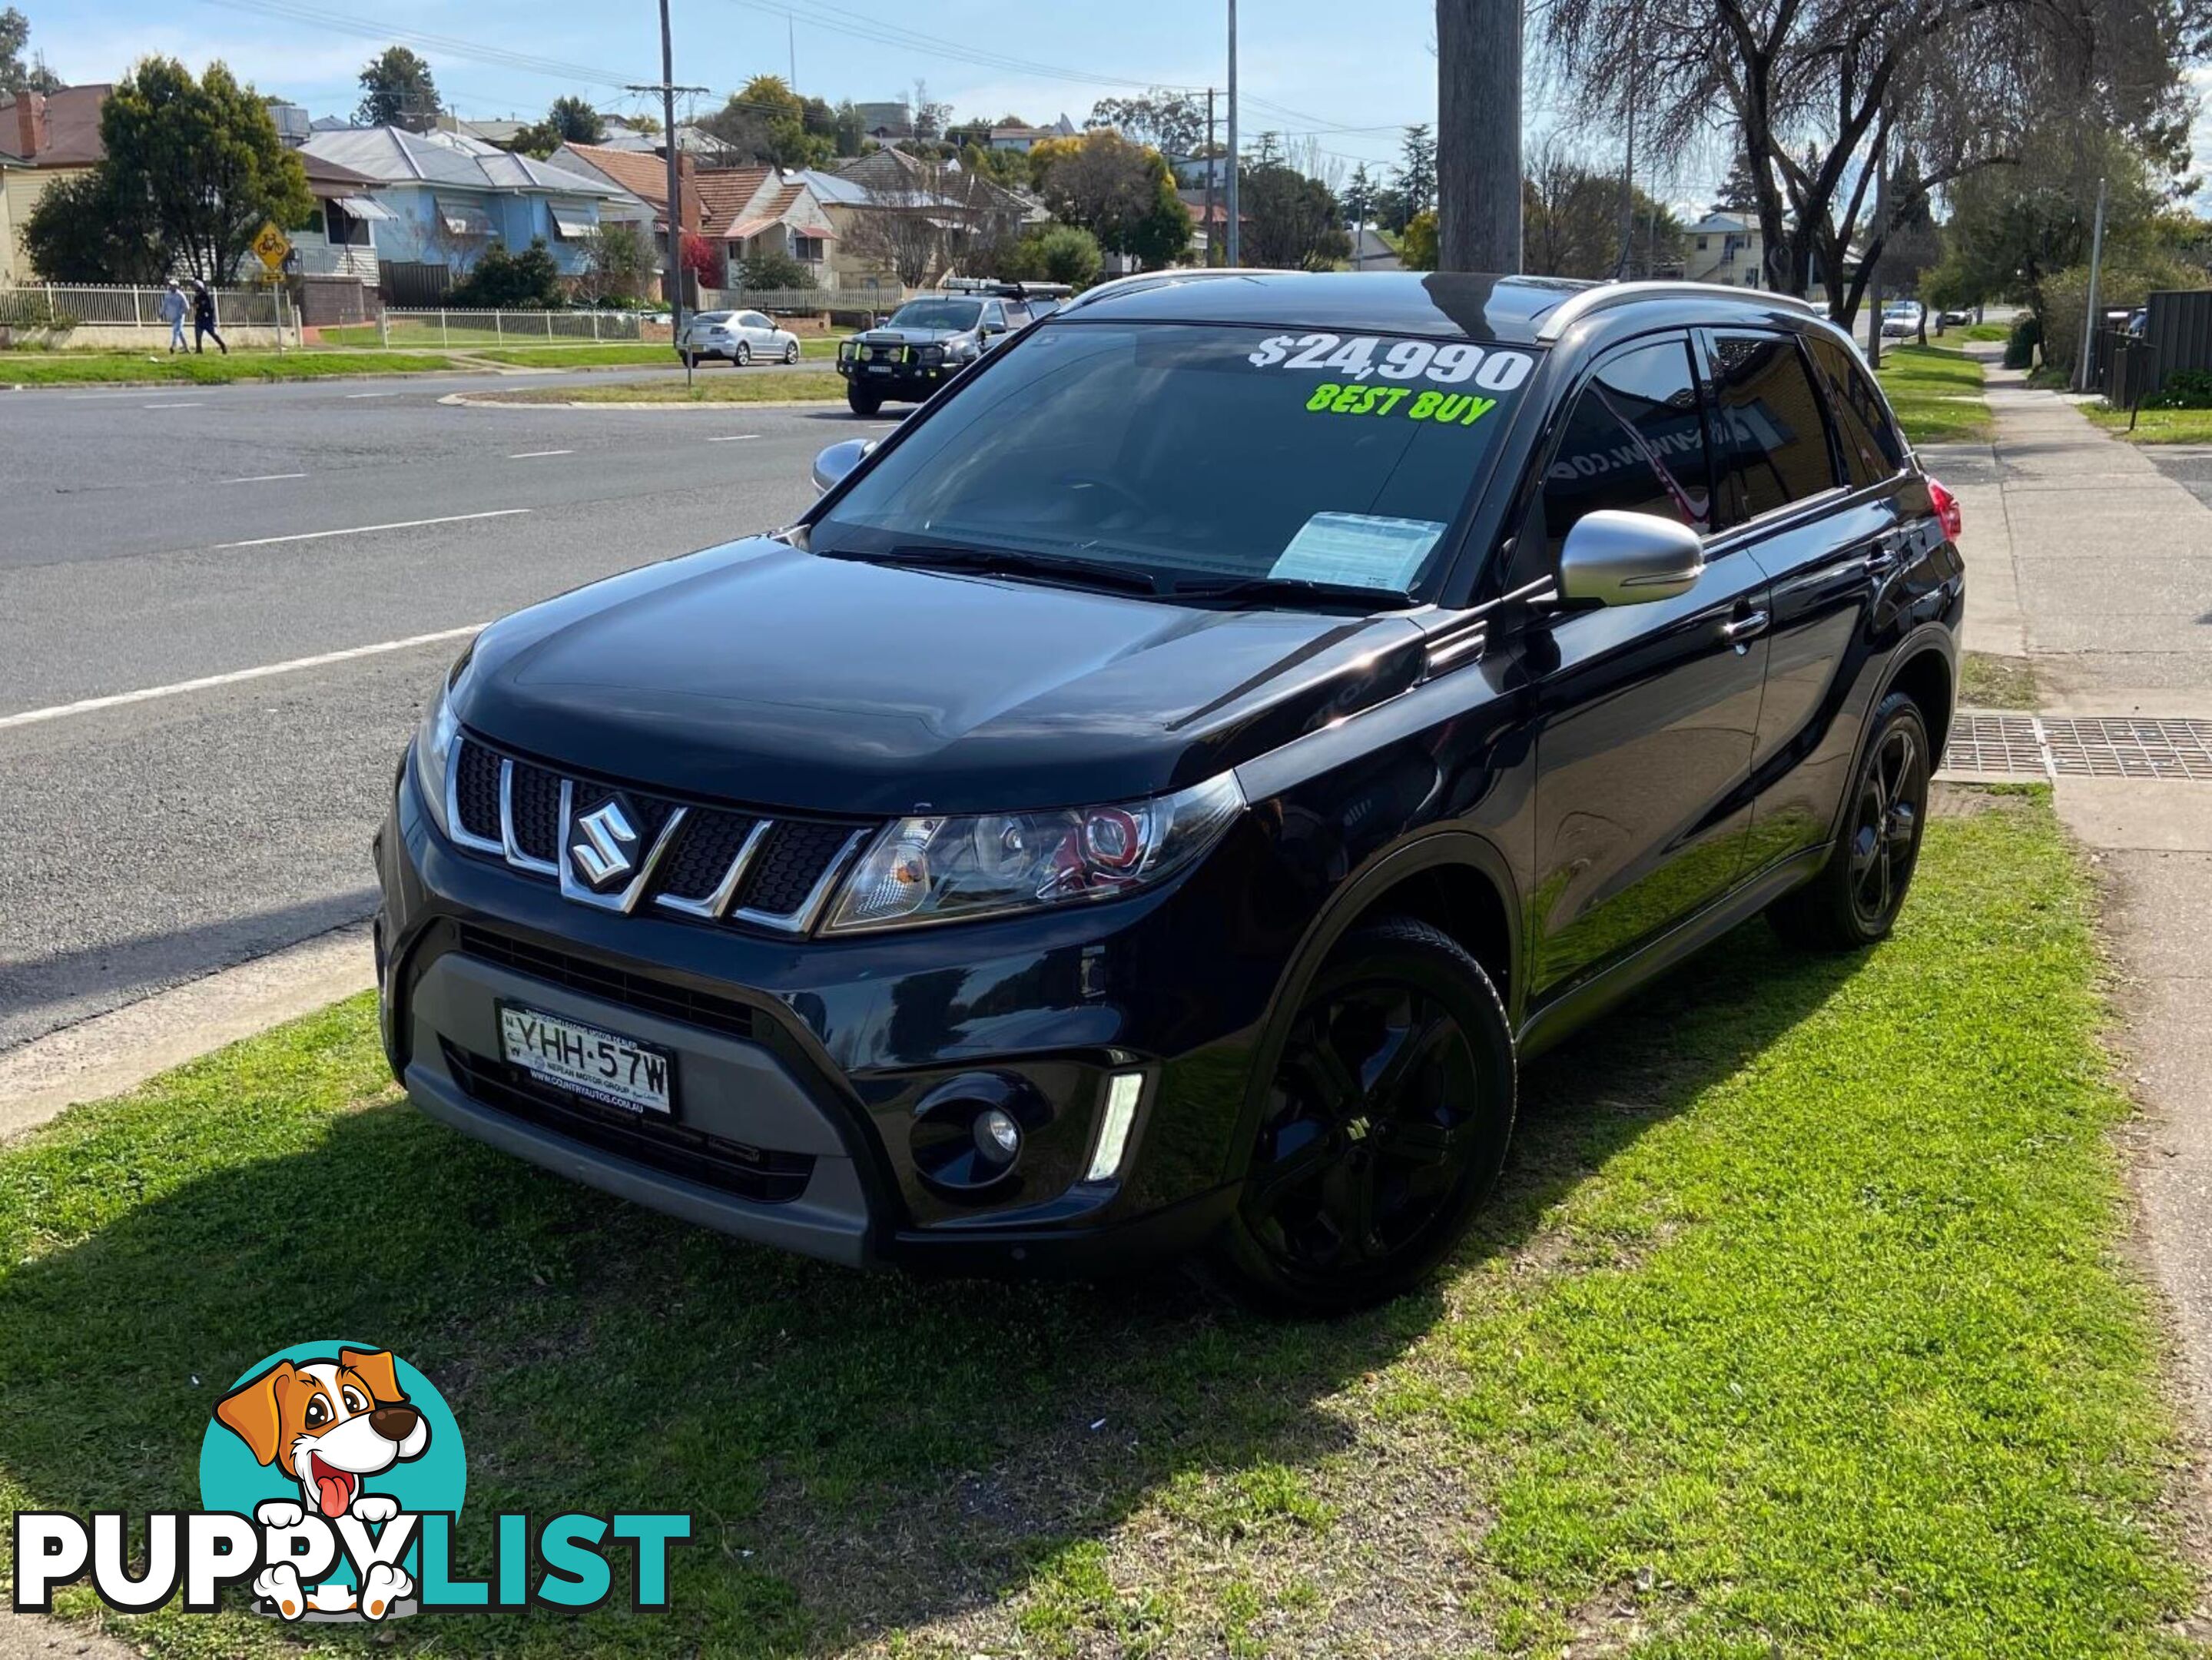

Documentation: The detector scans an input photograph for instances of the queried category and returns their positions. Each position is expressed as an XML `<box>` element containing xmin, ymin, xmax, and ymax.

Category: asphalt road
<box><xmin>0</xmin><ymin>370</ymin><xmax>890</xmax><ymax>1051</ymax></box>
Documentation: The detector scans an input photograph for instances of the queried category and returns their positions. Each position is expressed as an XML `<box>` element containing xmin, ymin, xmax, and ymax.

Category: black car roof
<box><xmin>1058</xmin><ymin>270</ymin><xmax>1815</xmax><ymax>346</ymax></box>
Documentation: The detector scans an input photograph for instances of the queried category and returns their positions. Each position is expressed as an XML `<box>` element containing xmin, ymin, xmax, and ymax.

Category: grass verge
<box><xmin>2081</xmin><ymin>403</ymin><xmax>2212</xmax><ymax>444</ymax></box>
<box><xmin>0</xmin><ymin>350</ymin><xmax>479</xmax><ymax>385</ymax></box>
<box><xmin>1873</xmin><ymin>343</ymin><xmax>1993</xmax><ymax>443</ymax></box>
<box><xmin>1959</xmin><ymin>322</ymin><xmax>2011</xmax><ymax>343</ymax></box>
<box><xmin>466</xmin><ymin>370</ymin><xmax>850</xmax><ymax>405</ymax></box>
<box><xmin>1961</xmin><ymin>649</ymin><xmax>2039</xmax><ymax>709</ymax></box>
<box><xmin>0</xmin><ymin>793</ymin><xmax>2197</xmax><ymax>1657</ymax></box>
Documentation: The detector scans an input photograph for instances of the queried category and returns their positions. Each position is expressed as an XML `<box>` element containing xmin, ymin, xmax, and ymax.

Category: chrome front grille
<box><xmin>445</xmin><ymin>736</ymin><xmax>874</xmax><ymax>935</ymax></box>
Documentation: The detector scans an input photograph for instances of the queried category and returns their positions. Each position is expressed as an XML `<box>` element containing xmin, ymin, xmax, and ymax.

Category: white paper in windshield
<box><xmin>1270</xmin><ymin>513</ymin><xmax>1445</xmax><ymax>591</ymax></box>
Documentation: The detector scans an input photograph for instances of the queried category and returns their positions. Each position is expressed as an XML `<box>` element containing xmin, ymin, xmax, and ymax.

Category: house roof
<box><xmin>1690</xmin><ymin>213</ymin><xmax>1753</xmax><ymax>234</ymax></box>
<box><xmin>0</xmin><ymin>84</ymin><xmax>113</xmax><ymax>167</ymax></box>
<box><xmin>552</xmin><ymin>140</ymin><xmax>719</xmax><ymax>232</ymax></box>
<box><xmin>302</xmin><ymin>125</ymin><xmax>622</xmax><ymax>197</ymax></box>
<box><xmin>299</xmin><ymin>151</ymin><xmax>382</xmax><ymax>198</ymax></box>
<box><xmin>694</xmin><ymin>165</ymin><xmax>773</xmax><ymax>234</ymax></box>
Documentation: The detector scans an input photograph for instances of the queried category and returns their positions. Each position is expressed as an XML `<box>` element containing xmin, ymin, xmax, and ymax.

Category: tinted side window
<box><xmin>1540</xmin><ymin>337</ymin><xmax>1713</xmax><ymax>567</ymax></box>
<box><xmin>1806</xmin><ymin>334</ymin><xmax>1905</xmax><ymax>486</ymax></box>
<box><xmin>1706</xmin><ymin>331</ymin><xmax>1839</xmax><ymax>521</ymax></box>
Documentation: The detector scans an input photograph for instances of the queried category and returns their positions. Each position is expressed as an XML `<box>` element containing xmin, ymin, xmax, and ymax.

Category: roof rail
<box><xmin>1056</xmin><ymin>267</ymin><xmax>1278</xmax><ymax>314</ymax></box>
<box><xmin>1533</xmin><ymin>280</ymin><xmax>1818</xmax><ymax>341</ymax></box>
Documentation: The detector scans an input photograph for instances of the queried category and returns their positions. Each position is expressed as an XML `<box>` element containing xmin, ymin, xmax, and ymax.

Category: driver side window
<box><xmin>1514</xmin><ymin>337</ymin><xmax>1712</xmax><ymax>589</ymax></box>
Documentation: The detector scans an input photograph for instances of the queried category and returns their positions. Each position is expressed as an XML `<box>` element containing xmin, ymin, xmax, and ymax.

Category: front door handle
<box><xmin>1721</xmin><ymin>607</ymin><xmax>1770</xmax><ymax>649</ymax></box>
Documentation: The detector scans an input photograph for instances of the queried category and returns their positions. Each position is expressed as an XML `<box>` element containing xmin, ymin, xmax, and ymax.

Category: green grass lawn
<box><xmin>0</xmin><ymin>792</ymin><xmax>2197</xmax><ymax>1656</ymax></box>
<box><xmin>1961</xmin><ymin>649</ymin><xmax>2039</xmax><ymax>709</ymax></box>
<box><xmin>1874</xmin><ymin>344</ymin><xmax>1994</xmax><ymax>443</ymax></box>
<box><xmin>0</xmin><ymin>350</ymin><xmax>476</xmax><ymax>385</ymax></box>
<box><xmin>472</xmin><ymin>370</ymin><xmax>850</xmax><ymax>405</ymax></box>
<box><xmin>2081</xmin><ymin>403</ymin><xmax>2212</xmax><ymax>444</ymax></box>
<box><xmin>1959</xmin><ymin>322</ymin><xmax>2011</xmax><ymax>343</ymax></box>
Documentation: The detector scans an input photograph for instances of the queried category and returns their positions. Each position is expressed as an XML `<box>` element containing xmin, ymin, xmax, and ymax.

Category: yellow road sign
<box><xmin>251</xmin><ymin>221</ymin><xmax>292</xmax><ymax>272</ymax></box>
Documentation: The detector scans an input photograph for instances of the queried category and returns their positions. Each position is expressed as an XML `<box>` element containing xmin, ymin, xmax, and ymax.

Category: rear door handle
<box><xmin>1721</xmin><ymin>607</ymin><xmax>1769</xmax><ymax>646</ymax></box>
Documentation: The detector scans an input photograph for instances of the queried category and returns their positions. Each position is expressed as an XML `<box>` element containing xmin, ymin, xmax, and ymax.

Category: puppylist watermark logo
<box><xmin>12</xmin><ymin>1340</ymin><xmax>691</xmax><ymax>1622</ymax></box>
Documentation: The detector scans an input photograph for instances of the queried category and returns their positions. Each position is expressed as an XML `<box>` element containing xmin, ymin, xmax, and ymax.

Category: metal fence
<box><xmin>3</xmin><ymin>282</ymin><xmax>289</xmax><ymax>327</ymax></box>
<box><xmin>371</xmin><ymin>308</ymin><xmax>646</xmax><ymax>348</ymax></box>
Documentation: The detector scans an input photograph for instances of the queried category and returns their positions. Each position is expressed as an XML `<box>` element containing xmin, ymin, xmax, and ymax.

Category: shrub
<box><xmin>2035</xmin><ymin>254</ymin><xmax>2204</xmax><ymax>374</ymax></box>
<box><xmin>2003</xmin><ymin>313</ymin><xmax>2041</xmax><ymax>370</ymax></box>
<box><xmin>730</xmin><ymin>246</ymin><xmax>818</xmax><ymax>291</ymax></box>
<box><xmin>446</xmin><ymin>237</ymin><xmax>566</xmax><ymax>309</ymax></box>
<box><xmin>1001</xmin><ymin>223</ymin><xmax>1104</xmax><ymax>289</ymax></box>
<box><xmin>2147</xmin><ymin>367</ymin><xmax>2212</xmax><ymax>409</ymax></box>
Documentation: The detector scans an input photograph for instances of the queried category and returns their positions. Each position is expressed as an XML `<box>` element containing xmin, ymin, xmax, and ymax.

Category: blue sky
<box><xmin>30</xmin><ymin>0</ymin><xmax>1456</xmax><ymax>180</ymax></box>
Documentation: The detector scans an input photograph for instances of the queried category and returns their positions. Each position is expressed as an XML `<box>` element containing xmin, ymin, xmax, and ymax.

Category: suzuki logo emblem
<box><xmin>570</xmin><ymin>798</ymin><xmax>638</xmax><ymax>887</ymax></box>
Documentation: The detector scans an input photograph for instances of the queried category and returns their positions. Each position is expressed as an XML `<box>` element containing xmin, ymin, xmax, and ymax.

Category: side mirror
<box><xmin>811</xmin><ymin>437</ymin><xmax>875</xmax><ymax>494</ymax></box>
<box><xmin>1556</xmin><ymin>510</ymin><xmax>1705</xmax><ymax>606</ymax></box>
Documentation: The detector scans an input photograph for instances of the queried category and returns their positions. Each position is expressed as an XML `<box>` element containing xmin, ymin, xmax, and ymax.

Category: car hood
<box><xmin>455</xmin><ymin>538</ymin><xmax>1427</xmax><ymax>815</ymax></box>
<box><xmin>854</xmin><ymin>326</ymin><xmax>965</xmax><ymax>346</ymax></box>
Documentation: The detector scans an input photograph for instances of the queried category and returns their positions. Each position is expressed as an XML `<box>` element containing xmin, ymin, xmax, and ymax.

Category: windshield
<box><xmin>887</xmin><ymin>299</ymin><xmax>982</xmax><ymax>331</ymax></box>
<box><xmin>814</xmin><ymin>321</ymin><xmax>1539</xmax><ymax>596</ymax></box>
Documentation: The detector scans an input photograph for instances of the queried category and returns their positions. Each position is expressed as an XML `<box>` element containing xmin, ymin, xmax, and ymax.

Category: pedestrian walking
<box><xmin>191</xmin><ymin>281</ymin><xmax>227</xmax><ymax>356</ymax></box>
<box><xmin>158</xmin><ymin>279</ymin><xmax>187</xmax><ymax>353</ymax></box>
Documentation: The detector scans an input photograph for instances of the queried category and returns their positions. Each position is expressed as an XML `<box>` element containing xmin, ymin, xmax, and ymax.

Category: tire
<box><xmin>1766</xmin><ymin>690</ymin><xmax>1931</xmax><ymax>951</ymax></box>
<box><xmin>1214</xmin><ymin>918</ymin><xmax>1517</xmax><ymax>1315</ymax></box>
<box><xmin>783</xmin><ymin>340</ymin><xmax>801</xmax><ymax>364</ymax></box>
<box><xmin>679</xmin><ymin>351</ymin><xmax>698</xmax><ymax>368</ymax></box>
<box><xmin>847</xmin><ymin>385</ymin><xmax>883</xmax><ymax>417</ymax></box>
<box><xmin>735</xmin><ymin>343</ymin><xmax>751</xmax><ymax>367</ymax></box>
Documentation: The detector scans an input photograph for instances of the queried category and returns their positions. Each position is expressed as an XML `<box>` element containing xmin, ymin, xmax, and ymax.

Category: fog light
<box><xmin>1085</xmin><ymin>1071</ymin><xmax>1143</xmax><ymax>1183</ymax></box>
<box><xmin>977</xmin><ymin>1107</ymin><xmax>1021</xmax><ymax>1160</ymax></box>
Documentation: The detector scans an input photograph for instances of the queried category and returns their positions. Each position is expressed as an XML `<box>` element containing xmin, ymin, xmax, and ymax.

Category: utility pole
<box><xmin>1203</xmin><ymin>88</ymin><xmax>1218</xmax><ymax>267</ymax></box>
<box><xmin>2077</xmin><ymin>174</ymin><xmax>2109</xmax><ymax>395</ymax></box>
<box><xmin>1615</xmin><ymin>24</ymin><xmax>1637</xmax><ymax>279</ymax></box>
<box><xmin>788</xmin><ymin>15</ymin><xmax>797</xmax><ymax>88</ymax></box>
<box><xmin>1437</xmin><ymin>0</ymin><xmax>1522</xmax><ymax>271</ymax></box>
<box><xmin>626</xmin><ymin>2</ymin><xmax>707</xmax><ymax>385</ymax></box>
<box><xmin>1225</xmin><ymin>0</ymin><xmax>1241</xmax><ymax>266</ymax></box>
<box><xmin>1865</xmin><ymin>148</ymin><xmax>1886</xmax><ymax>371</ymax></box>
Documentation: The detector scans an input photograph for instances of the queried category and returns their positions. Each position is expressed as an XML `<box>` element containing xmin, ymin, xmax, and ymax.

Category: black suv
<box><xmin>835</xmin><ymin>290</ymin><xmax>1033</xmax><ymax>414</ymax></box>
<box><xmin>374</xmin><ymin>272</ymin><xmax>1962</xmax><ymax>1312</ymax></box>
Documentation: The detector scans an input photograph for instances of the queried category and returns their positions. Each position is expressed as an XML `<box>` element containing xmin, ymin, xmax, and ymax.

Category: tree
<box><xmin>508</xmin><ymin>95</ymin><xmax>605</xmax><ymax>158</ymax></box>
<box><xmin>357</xmin><ymin>45</ymin><xmax>440</xmax><ymax>131</ymax></box>
<box><xmin>576</xmin><ymin>221</ymin><xmax>653</xmax><ymax>304</ymax></box>
<box><xmin>1001</xmin><ymin>222</ymin><xmax>1105</xmax><ymax>287</ymax></box>
<box><xmin>1518</xmin><ymin>143</ymin><xmax>1685</xmax><ymax>280</ymax></box>
<box><xmin>447</xmin><ymin>237</ymin><xmax>565</xmax><ymax>307</ymax></box>
<box><xmin>1540</xmin><ymin>0</ymin><xmax>2203</xmax><ymax>323</ymax></box>
<box><xmin>844</xmin><ymin>178</ymin><xmax>946</xmax><ymax>287</ymax></box>
<box><xmin>832</xmin><ymin>100</ymin><xmax>866</xmax><ymax>155</ymax></box>
<box><xmin>699</xmin><ymin>75</ymin><xmax>832</xmax><ymax>168</ymax></box>
<box><xmin>1030</xmin><ymin>129</ymin><xmax>1189</xmax><ymax>269</ymax></box>
<box><xmin>1399</xmin><ymin>208</ymin><xmax>1438</xmax><ymax>271</ymax></box>
<box><xmin>910</xmin><ymin>79</ymin><xmax>949</xmax><ymax>143</ymax></box>
<box><xmin>1087</xmin><ymin>88</ymin><xmax>1208</xmax><ymax>160</ymax></box>
<box><xmin>1395</xmin><ymin>123</ymin><xmax>1437</xmax><ymax>220</ymax></box>
<box><xmin>1</xmin><ymin>7</ymin><xmax>62</xmax><ymax>95</ymax></box>
<box><xmin>1241</xmin><ymin>158</ymin><xmax>1350</xmax><ymax>269</ymax></box>
<box><xmin>21</xmin><ymin>168</ymin><xmax>161</xmax><ymax>281</ymax></box>
<box><xmin>1342</xmin><ymin>163</ymin><xmax>1378</xmax><ymax>241</ymax></box>
<box><xmin>1710</xmin><ymin>156</ymin><xmax>1759</xmax><ymax>217</ymax></box>
<box><xmin>80</xmin><ymin>58</ymin><xmax>312</xmax><ymax>283</ymax></box>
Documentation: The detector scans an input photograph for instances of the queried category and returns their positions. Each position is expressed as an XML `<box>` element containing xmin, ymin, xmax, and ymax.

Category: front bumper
<box><xmin>836</xmin><ymin>350</ymin><xmax>960</xmax><ymax>396</ymax></box>
<box><xmin>373</xmin><ymin>759</ymin><xmax>1275</xmax><ymax>1275</ymax></box>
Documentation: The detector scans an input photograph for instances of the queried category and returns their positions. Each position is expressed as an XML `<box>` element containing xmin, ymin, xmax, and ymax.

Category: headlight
<box><xmin>824</xmin><ymin>773</ymin><xmax>1245</xmax><ymax>935</ymax></box>
<box><xmin>920</xmin><ymin>344</ymin><xmax>945</xmax><ymax>364</ymax></box>
<box><xmin>410</xmin><ymin>652</ymin><xmax>472</xmax><ymax>839</ymax></box>
<box><xmin>944</xmin><ymin>337</ymin><xmax>977</xmax><ymax>360</ymax></box>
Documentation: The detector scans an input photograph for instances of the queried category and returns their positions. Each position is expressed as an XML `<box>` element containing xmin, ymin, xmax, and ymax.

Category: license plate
<box><xmin>499</xmin><ymin>1003</ymin><xmax>673</xmax><ymax>1115</ymax></box>
<box><xmin>867</xmin><ymin>363</ymin><xmax>891</xmax><ymax>374</ymax></box>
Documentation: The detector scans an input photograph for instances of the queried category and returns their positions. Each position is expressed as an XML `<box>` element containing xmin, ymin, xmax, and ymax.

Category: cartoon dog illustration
<box><xmin>214</xmin><ymin>1347</ymin><xmax>429</xmax><ymax>1621</ymax></box>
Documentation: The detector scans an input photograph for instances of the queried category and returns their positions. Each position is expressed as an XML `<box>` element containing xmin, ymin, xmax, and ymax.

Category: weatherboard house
<box><xmin>299</xmin><ymin>125</ymin><xmax>644</xmax><ymax>303</ymax></box>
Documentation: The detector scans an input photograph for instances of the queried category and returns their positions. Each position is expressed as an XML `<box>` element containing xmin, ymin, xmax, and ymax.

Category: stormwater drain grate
<box><xmin>1938</xmin><ymin>714</ymin><xmax>2212</xmax><ymax>782</ymax></box>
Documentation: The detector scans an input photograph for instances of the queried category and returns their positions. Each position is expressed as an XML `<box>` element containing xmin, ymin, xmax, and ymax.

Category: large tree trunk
<box><xmin>1436</xmin><ymin>0</ymin><xmax>1522</xmax><ymax>272</ymax></box>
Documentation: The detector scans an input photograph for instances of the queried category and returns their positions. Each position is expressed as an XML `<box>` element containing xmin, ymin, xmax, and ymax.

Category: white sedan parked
<box><xmin>678</xmin><ymin>309</ymin><xmax>803</xmax><ymax>367</ymax></box>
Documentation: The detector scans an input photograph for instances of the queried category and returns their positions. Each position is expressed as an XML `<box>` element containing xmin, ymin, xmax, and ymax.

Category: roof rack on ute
<box><xmin>939</xmin><ymin>277</ymin><xmax>1074</xmax><ymax>298</ymax></box>
<box><xmin>1534</xmin><ymin>280</ymin><xmax>1817</xmax><ymax>340</ymax></box>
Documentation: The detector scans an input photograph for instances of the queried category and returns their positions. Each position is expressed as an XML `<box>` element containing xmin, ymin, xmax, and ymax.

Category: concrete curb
<box><xmin>439</xmin><ymin>391</ymin><xmax>851</xmax><ymax>411</ymax></box>
<box><xmin>0</xmin><ymin>923</ymin><xmax>375</xmax><ymax>1143</ymax></box>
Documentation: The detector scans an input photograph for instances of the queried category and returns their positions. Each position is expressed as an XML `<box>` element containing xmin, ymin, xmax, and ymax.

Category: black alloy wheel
<box><xmin>1768</xmin><ymin>690</ymin><xmax>1931</xmax><ymax>950</ymax></box>
<box><xmin>1219</xmin><ymin>918</ymin><xmax>1515</xmax><ymax>1314</ymax></box>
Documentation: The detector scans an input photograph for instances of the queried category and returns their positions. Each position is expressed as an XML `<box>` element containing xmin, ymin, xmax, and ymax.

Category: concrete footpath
<box><xmin>1945</xmin><ymin>360</ymin><xmax>2212</xmax><ymax>1455</ymax></box>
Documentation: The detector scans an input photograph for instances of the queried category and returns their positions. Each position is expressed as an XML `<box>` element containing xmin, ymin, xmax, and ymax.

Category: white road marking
<box><xmin>0</xmin><ymin>626</ymin><xmax>485</xmax><ymax>732</ymax></box>
<box><xmin>223</xmin><ymin>472</ymin><xmax>308</xmax><ymax>483</ymax></box>
<box><xmin>704</xmin><ymin>434</ymin><xmax>758</xmax><ymax>442</ymax></box>
<box><xmin>216</xmin><ymin>507</ymin><xmax>530</xmax><ymax>549</ymax></box>
<box><xmin>508</xmin><ymin>448</ymin><xmax>573</xmax><ymax>459</ymax></box>
<box><xmin>142</xmin><ymin>401</ymin><xmax>204</xmax><ymax>409</ymax></box>
<box><xmin>346</xmin><ymin>391</ymin><xmax>398</xmax><ymax>399</ymax></box>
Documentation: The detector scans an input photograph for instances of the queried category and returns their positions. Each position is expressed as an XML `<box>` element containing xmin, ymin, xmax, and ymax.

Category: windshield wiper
<box><xmin>822</xmin><ymin>543</ymin><xmax>1162</xmax><ymax>596</ymax></box>
<box><xmin>1166</xmin><ymin>573</ymin><xmax>1410</xmax><ymax>609</ymax></box>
